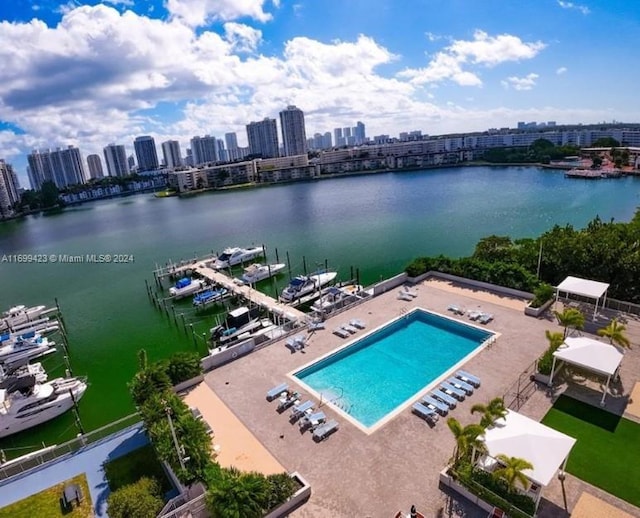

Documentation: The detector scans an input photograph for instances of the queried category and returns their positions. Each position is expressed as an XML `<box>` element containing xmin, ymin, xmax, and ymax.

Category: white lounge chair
<box><xmin>422</xmin><ymin>395</ymin><xmax>449</xmax><ymax>416</ymax></box>
<box><xmin>333</xmin><ymin>327</ymin><xmax>350</xmax><ymax>338</ymax></box>
<box><xmin>266</xmin><ymin>383</ymin><xmax>289</xmax><ymax>401</ymax></box>
<box><xmin>313</xmin><ymin>419</ymin><xmax>339</xmax><ymax>441</ymax></box>
<box><xmin>412</xmin><ymin>402</ymin><xmax>439</xmax><ymax>424</ymax></box>
<box><xmin>350</xmin><ymin>319</ymin><xmax>366</xmax><ymax>329</ymax></box>
<box><xmin>447</xmin><ymin>377</ymin><xmax>474</xmax><ymax>395</ymax></box>
<box><xmin>440</xmin><ymin>381</ymin><xmax>466</xmax><ymax>401</ymax></box>
<box><xmin>456</xmin><ymin>370</ymin><xmax>481</xmax><ymax>387</ymax></box>
<box><xmin>402</xmin><ymin>286</ymin><xmax>418</xmax><ymax>298</ymax></box>
<box><xmin>431</xmin><ymin>389</ymin><xmax>458</xmax><ymax>409</ymax></box>
<box><xmin>468</xmin><ymin>310</ymin><xmax>483</xmax><ymax>321</ymax></box>
<box><xmin>341</xmin><ymin>323</ymin><xmax>358</xmax><ymax>334</ymax></box>
<box><xmin>290</xmin><ymin>400</ymin><xmax>314</xmax><ymax>421</ymax></box>
<box><xmin>299</xmin><ymin>410</ymin><xmax>326</xmax><ymax>431</ymax></box>
<box><xmin>479</xmin><ymin>313</ymin><xmax>494</xmax><ymax>325</ymax></box>
<box><xmin>398</xmin><ymin>291</ymin><xmax>413</xmax><ymax>301</ymax></box>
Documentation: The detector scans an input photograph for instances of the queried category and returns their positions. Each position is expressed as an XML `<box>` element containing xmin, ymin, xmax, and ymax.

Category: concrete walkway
<box><xmin>0</xmin><ymin>423</ymin><xmax>149</xmax><ymax>518</ymax></box>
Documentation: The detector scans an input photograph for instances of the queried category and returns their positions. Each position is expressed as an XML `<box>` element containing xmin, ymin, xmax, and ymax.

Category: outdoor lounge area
<box><xmin>555</xmin><ymin>276</ymin><xmax>610</xmax><ymax>321</ymax></box>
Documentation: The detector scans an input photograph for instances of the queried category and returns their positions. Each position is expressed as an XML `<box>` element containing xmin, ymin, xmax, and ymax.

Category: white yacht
<box><xmin>0</xmin><ymin>336</ymin><xmax>55</xmax><ymax>364</ymax></box>
<box><xmin>237</xmin><ymin>263</ymin><xmax>287</xmax><ymax>285</ymax></box>
<box><xmin>0</xmin><ymin>361</ymin><xmax>48</xmax><ymax>387</ymax></box>
<box><xmin>0</xmin><ymin>376</ymin><xmax>87</xmax><ymax>438</ymax></box>
<box><xmin>210</xmin><ymin>306</ymin><xmax>267</xmax><ymax>345</ymax></box>
<box><xmin>280</xmin><ymin>271</ymin><xmax>338</xmax><ymax>303</ymax></box>
<box><xmin>169</xmin><ymin>277</ymin><xmax>206</xmax><ymax>299</ymax></box>
<box><xmin>311</xmin><ymin>284</ymin><xmax>364</xmax><ymax>314</ymax></box>
<box><xmin>212</xmin><ymin>246</ymin><xmax>264</xmax><ymax>269</ymax></box>
<box><xmin>1</xmin><ymin>305</ymin><xmax>47</xmax><ymax>331</ymax></box>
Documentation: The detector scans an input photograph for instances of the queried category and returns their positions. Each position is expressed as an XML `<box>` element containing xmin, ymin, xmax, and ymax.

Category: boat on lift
<box><xmin>193</xmin><ymin>287</ymin><xmax>229</xmax><ymax>307</ymax></box>
<box><xmin>212</xmin><ymin>246</ymin><xmax>264</xmax><ymax>269</ymax></box>
<box><xmin>1</xmin><ymin>305</ymin><xmax>49</xmax><ymax>331</ymax></box>
<box><xmin>237</xmin><ymin>263</ymin><xmax>287</xmax><ymax>285</ymax></box>
<box><xmin>209</xmin><ymin>306</ymin><xmax>267</xmax><ymax>345</ymax></box>
<box><xmin>169</xmin><ymin>277</ymin><xmax>207</xmax><ymax>299</ymax></box>
<box><xmin>311</xmin><ymin>284</ymin><xmax>364</xmax><ymax>314</ymax></box>
<box><xmin>280</xmin><ymin>271</ymin><xmax>338</xmax><ymax>303</ymax></box>
<box><xmin>0</xmin><ymin>335</ymin><xmax>55</xmax><ymax>365</ymax></box>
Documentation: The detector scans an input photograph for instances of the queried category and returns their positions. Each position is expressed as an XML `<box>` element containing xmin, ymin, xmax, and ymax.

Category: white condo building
<box><xmin>104</xmin><ymin>144</ymin><xmax>130</xmax><ymax>177</ymax></box>
<box><xmin>280</xmin><ymin>105</ymin><xmax>307</xmax><ymax>156</ymax></box>
<box><xmin>161</xmin><ymin>140</ymin><xmax>183</xmax><ymax>169</ymax></box>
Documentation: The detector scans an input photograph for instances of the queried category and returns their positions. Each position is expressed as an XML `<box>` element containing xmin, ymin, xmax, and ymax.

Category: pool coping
<box><xmin>287</xmin><ymin>307</ymin><xmax>500</xmax><ymax>435</ymax></box>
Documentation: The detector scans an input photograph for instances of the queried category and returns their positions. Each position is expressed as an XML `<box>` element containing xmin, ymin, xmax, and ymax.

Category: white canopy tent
<box><xmin>555</xmin><ymin>276</ymin><xmax>609</xmax><ymax>321</ymax></box>
<box><xmin>549</xmin><ymin>336</ymin><xmax>624</xmax><ymax>405</ymax></box>
<box><xmin>480</xmin><ymin>410</ymin><xmax>576</xmax><ymax>492</ymax></box>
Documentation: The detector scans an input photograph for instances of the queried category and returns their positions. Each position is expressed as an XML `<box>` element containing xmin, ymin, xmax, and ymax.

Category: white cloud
<box><xmin>399</xmin><ymin>30</ymin><xmax>545</xmax><ymax>86</ymax></box>
<box><xmin>502</xmin><ymin>73</ymin><xmax>539</xmax><ymax>91</ymax></box>
<box><xmin>557</xmin><ymin>1</ymin><xmax>591</xmax><ymax>15</ymax></box>
<box><xmin>223</xmin><ymin>22</ymin><xmax>262</xmax><ymax>52</ymax></box>
<box><xmin>103</xmin><ymin>0</ymin><xmax>135</xmax><ymax>6</ymax></box>
<box><xmin>425</xmin><ymin>32</ymin><xmax>443</xmax><ymax>42</ymax></box>
<box><xmin>166</xmin><ymin>0</ymin><xmax>273</xmax><ymax>27</ymax></box>
<box><xmin>556</xmin><ymin>66</ymin><xmax>567</xmax><ymax>75</ymax></box>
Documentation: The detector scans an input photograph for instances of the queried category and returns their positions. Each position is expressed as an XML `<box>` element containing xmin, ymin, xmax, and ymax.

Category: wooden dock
<box><xmin>153</xmin><ymin>253</ymin><xmax>218</xmax><ymax>281</ymax></box>
<box><xmin>195</xmin><ymin>266</ymin><xmax>306</xmax><ymax>323</ymax></box>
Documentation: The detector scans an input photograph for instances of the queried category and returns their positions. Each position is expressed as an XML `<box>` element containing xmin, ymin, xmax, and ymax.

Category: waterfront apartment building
<box><xmin>103</xmin><ymin>144</ymin><xmax>130</xmax><ymax>177</ymax></box>
<box><xmin>354</xmin><ymin>121</ymin><xmax>366</xmax><ymax>144</ymax></box>
<box><xmin>279</xmin><ymin>105</ymin><xmax>307</xmax><ymax>157</ymax></box>
<box><xmin>225</xmin><ymin>132</ymin><xmax>240</xmax><ymax>161</ymax></box>
<box><xmin>27</xmin><ymin>146</ymin><xmax>86</xmax><ymax>190</ymax></box>
<box><xmin>86</xmin><ymin>154</ymin><xmax>104</xmax><ymax>179</ymax></box>
<box><xmin>0</xmin><ymin>160</ymin><xmax>20</xmax><ymax>218</ymax></box>
<box><xmin>246</xmin><ymin>118</ymin><xmax>279</xmax><ymax>159</ymax></box>
<box><xmin>161</xmin><ymin>140</ymin><xmax>182</xmax><ymax>169</ymax></box>
<box><xmin>133</xmin><ymin>136</ymin><xmax>159</xmax><ymax>172</ymax></box>
<box><xmin>190</xmin><ymin>135</ymin><xmax>219</xmax><ymax>165</ymax></box>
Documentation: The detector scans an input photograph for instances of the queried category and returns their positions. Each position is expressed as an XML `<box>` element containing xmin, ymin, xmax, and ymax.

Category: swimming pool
<box><xmin>293</xmin><ymin>308</ymin><xmax>494</xmax><ymax>431</ymax></box>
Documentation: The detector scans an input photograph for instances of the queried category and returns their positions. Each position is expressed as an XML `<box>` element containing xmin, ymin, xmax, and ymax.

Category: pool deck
<box><xmin>204</xmin><ymin>278</ymin><xmax>640</xmax><ymax>517</ymax></box>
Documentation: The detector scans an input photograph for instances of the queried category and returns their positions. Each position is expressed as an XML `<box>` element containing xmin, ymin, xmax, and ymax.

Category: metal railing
<box><xmin>0</xmin><ymin>413</ymin><xmax>141</xmax><ymax>483</ymax></box>
<box><xmin>502</xmin><ymin>361</ymin><xmax>537</xmax><ymax>411</ymax></box>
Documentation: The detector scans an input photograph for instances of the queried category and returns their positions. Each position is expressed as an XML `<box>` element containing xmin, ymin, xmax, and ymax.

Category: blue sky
<box><xmin>0</xmin><ymin>0</ymin><xmax>638</xmax><ymax>185</ymax></box>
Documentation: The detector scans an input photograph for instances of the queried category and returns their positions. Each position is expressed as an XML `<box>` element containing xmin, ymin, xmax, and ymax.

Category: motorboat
<box><xmin>169</xmin><ymin>277</ymin><xmax>207</xmax><ymax>299</ymax></box>
<box><xmin>193</xmin><ymin>287</ymin><xmax>228</xmax><ymax>307</ymax></box>
<box><xmin>210</xmin><ymin>306</ymin><xmax>268</xmax><ymax>345</ymax></box>
<box><xmin>212</xmin><ymin>246</ymin><xmax>264</xmax><ymax>269</ymax></box>
<box><xmin>0</xmin><ymin>335</ymin><xmax>55</xmax><ymax>364</ymax></box>
<box><xmin>311</xmin><ymin>284</ymin><xmax>364</xmax><ymax>314</ymax></box>
<box><xmin>237</xmin><ymin>263</ymin><xmax>286</xmax><ymax>285</ymax></box>
<box><xmin>0</xmin><ymin>376</ymin><xmax>87</xmax><ymax>438</ymax></box>
<box><xmin>0</xmin><ymin>325</ymin><xmax>59</xmax><ymax>345</ymax></box>
<box><xmin>0</xmin><ymin>361</ymin><xmax>48</xmax><ymax>388</ymax></box>
<box><xmin>1</xmin><ymin>305</ymin><xmax>48</xmax><ymax>331</ymax></box>
<box><xmin>280</xmin><ymin>271</ymin><xmax>338</xmax><ymax>303</ymax></box>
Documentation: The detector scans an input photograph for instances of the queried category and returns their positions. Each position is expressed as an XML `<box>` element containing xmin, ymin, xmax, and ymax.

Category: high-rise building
<box><xmin>161</xmin><ymin>140</ymin><xmax>182</xmax><ymax>169</ymax></box>
<box><xmin>216</xmin><ymin>139</ymin><xmax>227</xmax><ymax>163</ymax></box>
<box><xmin>334</xmin><ymin>128</ymin><xmax>345</xmax><ymax>147</ymax></box>
<box><xmin>190</xmin><ymin>135</ymin><xmax>219</xmax><ymax>165</ymax></box>
<box><xmin>103</xmin><ymin>144</ymin><xmax>130</xmax><ymax>177</ymax></box>
<box><xmin>354</xmin><ymin>121</ymin><xmax>366</xmax><ymax>144</ymax></box>
<box><xmin>86</xmin><ymin>154</ymin><xmax>104</xmax><ymax>179</ymax></box>
<box><xmin>133</xmin><ymin>136</ymin><xmax>159</xmax><ymax>172</ymax></box>
<box><xmin>27</xmin><ymin>146</ymin><xmax>86</xmax><ymax>189</ymax></box>
<box><xmin>279</xmin><ymin>105</ymin><xmax>307</xmax><ymax>156</ymax></box>
<box><xmin>246</xmin><ymin>118</ymin><xmax>279</xmax><ymax>158</ymax></box>
<box><xmin>225</xmin><ymin>132</ymin><xmax>239</xmax><ymax>161</ymax></box>
<box><xmin>128</xmin><ymin>155</ymin><xmax>136</xmax><ymax>171</ymax></box>
<box><xmin>0</xmin><ymin>160</ymin><xmax>20</xmax><ymax>218</ymax></box>
<box><xmin>323</xmin><ymin>132</ymin><xmax>333</xmax><ymax>149</ymax></box>
<box><xmin>343</xmin><ymin>127</ymin><xmax>352</xmax><ymax>138</ymax></box>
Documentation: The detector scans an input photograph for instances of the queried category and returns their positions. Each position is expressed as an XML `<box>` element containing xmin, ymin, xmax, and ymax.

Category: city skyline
<box><xmin>1</xmin><ymin>0</ymin><xmax>640</xmax><ymax>185</ymax></box>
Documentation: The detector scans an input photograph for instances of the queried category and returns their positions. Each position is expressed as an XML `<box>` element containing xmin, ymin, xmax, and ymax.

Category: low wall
<box><xmin>411</xmin><ymin>271</ymin><xmax>533</xmax><ymax>300</ymax></box>
<box><xmin>201</xmin><ymin>338</ymin><xmax>256</xmax><ymax>371</ymax></box>
<box><xmin>263</xmin><ymin>472</ymin><xmax>311</xmax><ymax>518</ymax></box>
<box><xmin>172</xmin><ymin>374</ymin><xmax>204</xmax><ymax>393</ymax></box>
<box><xmin>372</xmin><ymin>273</ymin><xmax>408</xmax><ymax>296</ymax></box>
<box><xmin>439</xmin><ymin>468</ymin><xmax>493</xmax><ymax>514</ymax></box>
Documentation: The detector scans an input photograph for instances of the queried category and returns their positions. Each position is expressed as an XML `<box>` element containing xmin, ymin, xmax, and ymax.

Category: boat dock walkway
<box><xmin>153</xmin><ymin>252</ymin><xmax>219</xmax><ymax>281</ymax></box>
<box><xmin>195</xmin><ymin>266</ymin><xmax>307</xmax><ymax>323</ymax></box>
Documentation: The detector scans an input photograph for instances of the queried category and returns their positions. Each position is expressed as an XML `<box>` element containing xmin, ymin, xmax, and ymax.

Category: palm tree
<box><xmin>545</xmin><ymin>330</ymin><xmax>565</xmax><ymax>351</ymax></box>
<box><xmin>492</xmin><ymin>454</ymin><xmax>534</xmax><ymax>492</ymax></box>
<box><xmin>470</xmin><ymin>397</ymin><xmax>507</xmax><ymax>428</ymax></box>
<box><xmin>598</xmin><ymin>318</ymin><xmax>632</xmax><ymax>349</ymax></box>
<box><xmin>554</xmin><ymin>308</ymin><xmax>585</xmax><ymax>338</ymax></box>
<box><xmin>446</xmin><ymin>417</ymin><xmax>486</xmax><ymax>467</ymax></box>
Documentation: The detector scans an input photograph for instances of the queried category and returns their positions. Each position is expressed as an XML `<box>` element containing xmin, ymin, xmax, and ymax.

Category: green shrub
<box><xmin>106</xmin><ymin>477</ymin><xmax>164</xmax><ymax>518</ymax></box>
<box><xmin>530</xmin><ymin>283</ymin><xmax>554</xmax><ymax>308</ymax></box>
<box><xmin>166</xmin><ymin>351</ymin><xmax>202</xmax><ymax>385</ymax></box>
<box><xmin>537</xmin><ymin>350</ymin><xmax>555</xmax><ymax>375</ymax></box>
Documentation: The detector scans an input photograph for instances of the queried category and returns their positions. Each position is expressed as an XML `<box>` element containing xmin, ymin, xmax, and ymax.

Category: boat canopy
<box><xmin>176</xmin><ymin>278</ymin><xmax>191</xmax><ymax>289</ymax></box>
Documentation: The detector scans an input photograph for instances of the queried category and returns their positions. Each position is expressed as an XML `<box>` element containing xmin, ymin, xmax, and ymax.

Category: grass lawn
<box><xmin>541</xmin><ymin>395</ymin><xmax>640</xmax><ymax>507</ymax></box>
<box><xmin>0</xmin><ymin>474</ymin><xmax>92</xmax><ymax>518</ymax></box>
<box><xmin>104</xmin><ymin>444</ymin><xmax>172</xmax><ymax>494</ymax></box>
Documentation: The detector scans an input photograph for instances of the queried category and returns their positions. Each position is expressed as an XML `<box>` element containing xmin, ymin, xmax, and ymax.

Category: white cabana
<box><xmin>548</xmin><ymin>336</ymin><xmax>624</xmax><ymax>405</ymax></box>
<box><xmin>555</xmin><ymin>276</ymin><xmax>609</xmax><ymax>321</ymax></box>
<box><xmin>480</xmin><ymin>410</ymin><xmax>576</xmax><ymax>491</ymax></box>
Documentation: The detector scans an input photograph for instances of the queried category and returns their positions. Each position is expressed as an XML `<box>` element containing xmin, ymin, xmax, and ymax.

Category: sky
<box><xmin>1</xmin><ymin>0</ymin><xmax>639</xmax><ymax>185</ymax></box>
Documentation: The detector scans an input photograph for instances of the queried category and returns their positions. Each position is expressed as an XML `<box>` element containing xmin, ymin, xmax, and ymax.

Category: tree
<box><xmin>470</xmin><ymin>397</ymin><xmax>507</xmax><ymax>428</ymax></box>
<box><xmin>553</xmin><ymin>308</ymin><xmax>585</xmax><ymax>338</ymax></box>
<box><xmin>106</xmin><ymin>477</ymin><xmax>164</xmax><ymax>518</ymax></box>
<box><xmin>264</xmin><ymin>473</ymin><xmax>298</xmax><ymax>512</ymax></box>
<box><xmin>206</xmin><ymin>468</ymin><xmax>268</xmax><ymax>518</ymax></box>
<box><xmin>166</xmin><ymin>351</ymin><xmax>203</xmax><ymax>385</ymax></box>
<box><xmin>40</xmin><ymin>181</ymin><xmax>60</xmax><ymax>208</ymax></box>
<box><xmin>592</xmin><ymin>137</ymin><xmax>620</xmax><ymax>148</ymax></box>
<box><xmin>129</xmin><ymin>362</ymin><xmax>172</xmax><ymax>407</ymax></box>
<box><xmin>597</xmin><ymin>318</ymin><xmax>631</xmax><ymax>348</ymax></box>
<box><xmin>492</xmin><ymin>454</ymin><xmax>534</xmax><ymax>492</ymax></box>
<box><xmin>446</xmin><ymin>417</ymin><xmax>486</xmax><ymax>466</ymax></box>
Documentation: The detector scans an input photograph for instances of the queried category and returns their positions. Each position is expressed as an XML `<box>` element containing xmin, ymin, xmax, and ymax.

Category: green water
<box><xmin>0</xmin><ymin>166</ymin><xmax>638</xmax><ymax>453</ymax></box>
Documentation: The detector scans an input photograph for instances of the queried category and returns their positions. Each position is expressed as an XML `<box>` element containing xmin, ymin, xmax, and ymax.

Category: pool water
<box><xmin>294</xmin><ymin>309</ymin><xmax>493</xmax><ymax>429</ymax></box>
